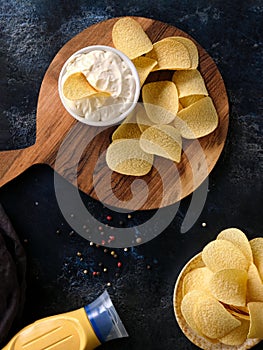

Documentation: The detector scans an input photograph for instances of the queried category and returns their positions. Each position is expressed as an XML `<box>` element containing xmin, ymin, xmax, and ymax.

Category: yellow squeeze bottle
<box><xmin>3</xmin><ymin>290</ymin><xmax>128</xmax><ymax>350</ymax></box>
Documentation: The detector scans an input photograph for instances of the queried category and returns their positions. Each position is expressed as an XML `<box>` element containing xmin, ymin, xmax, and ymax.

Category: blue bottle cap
<box><xmin>84</xmin><ymin>290</ymin><xmax>128</xmax><ymax>343</ymax></box>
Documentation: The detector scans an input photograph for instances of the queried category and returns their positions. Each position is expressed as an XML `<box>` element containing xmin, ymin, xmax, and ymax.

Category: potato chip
<box><xmin>132</xmin><ymin>56</ymin><xmax>157</xmax><ymax>86</ymax></box>
<box><xmin>219</xmin><ymin>318</ymin><xmax>250</xmax><ymax>346</ymax></box>
<box><xmin>136</xmin><ymin>106</ymin><xmax>155</xmax><ymax>132</ymax></box>
<box><xmin>172</xmin><ymin>69</ymin><xmax>208</xmax><ymax>98</ymax></box>
<box><xmin>174</xmin><ymin>96</ymin><xmax>218</xmax><ymax>139</ymax></box>
<box><xmin>142</xmin><ymin>81</ymin><xmax>178</xmax><ymax>124</ymax></box>
<box><xmin>247</xmin><ymin>263</ymin><xmax>263</xmax><ymax>302</ymax></box>
<box><xmin>146</xmin><ymin>37</ymin><xmax>191</xmax><ymax>70</ymax></box>
<box><xmin>182</xmin><ymin>267</ymin><xmax>213</xmax><ymax>296</ymax></box>
<box><xmin>112</xmin><ymin>17</ymin><xmax>153</xmax><ymax>59</ymax></box>
<box><xmin>139</xmin><ymin>125</ymin><xmax>182</xmax><ymax>162</ymax></box>
<box><xmin>194</xmin><ymin>292</ymin><xmax>241</xmax><ymax>339</ymax></box>
<box><xmin>247</xmin><ymin>302</ymin><xmax>263</xmax><ymax>339</ymax></box>
<box><xmin>226</xmin><ymin>306</ymin><xmax>250</xmax><ymax>321</ymax></box>
<box><xmin>178</xmin><ymin>102</ymin><xmax>183</xmax><ymax>111</ymax></box>
<box><xmin>112</xmin><ymin>111</ymin><xmax>141</xmax><ymax>141</ymax></box>
<box><xmin>179</xmin><ymin>95</ymin><xmax>205</xmax><ymax>108</ymax></box>
<box><xmin>250</xmin><ymin>238</ymin><xmax>263</xmax><ymax>281</ymax></box>
<box><xmin>172</xmin><ymin>36</ymin><xmax>199</xmax><ymax>69</ymax></box>
<box><xmin>209</xmin><ymin>269</ymin><xmax>247</xmax><ymax>306</ymax></box>
<box><xmin>181</xmin><ymin>290</ymin><xmax>207</xmax><ymax>336</ymax></box>
<box><xmin>106</xmin><ymin>139</ymin><xmax>153</xmax><ymax>176</ymax></box>
<box><xmin>63</xmin><ymin>72</ymin><xmax>99</xmax><ymax>100</ymax></box>
<box><xmin>217</xmin><ymin>228</ymin><xmax>253</xmax><ymax>263</ymax></box>
<box><xmin>202</xmin><ymin>239</ymin><xmax>249</xmax><ymax>273</ymax></box>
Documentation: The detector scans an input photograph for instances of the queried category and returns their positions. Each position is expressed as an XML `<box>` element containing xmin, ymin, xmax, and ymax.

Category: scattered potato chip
<box><xmin>112</xmin><ymin>111</ymin><xmax>141</xmax><ymax>141</ymax></box>
<box><xmin>247</xmin><ymin>302</ymin><xmax>263</xmax><ymax>339</ymax></box>
<box><xmin>182</xmin><ymin>267</ymin><xmax>213</xmax><ymax>296</ymax></box>
<box><xmin>106</xmin><ymin>139</ymin><xmax>153</xmax><ymax>176</ymax></box>
<box><xmin>132</xmin><ymin>56</ymin><xmax>157</xmax><ymax>86</ymax></box>
<box><xmin>250</xmin><ymin>238</ymin><xmax>263</xmax><ymax>281</ymax></box>
<box><xmin>172</xmin><ymin>36</ymin><xmax>199</xmax><ymax>69</ymax></box>
<box><xmin>202</xmin><ymin>239</ymin><xmax>249</xmax><ymax>273</ymax></box>
<box><xmin>139</xmin><ymin>125</ymin><xmax>182</xmax><ymax>162</ymax></box>
<box><xmin>142</xmin><ymin>81</ymin><xmax>178</xmax><ymax>124</ymax></box>
<box><xmin>217</xmin><ymin>228</ymin><xmax>253</xmax><ymax>263</ymax></box>
<box><xmin>194</xmin><ymin>292</ymin><xmax>241</xmax><ymax>339</ymax></box>
<box><xmin>172</xmin><ymin>69</ymin><xmax>208</xmax><ymax>98</ymax></box>
<box><xmin>247</xmin><ymin>263</ymin><xmax>263</xmax><ymax>303</ymax></box>
<box><xmin>174</xmin><ymin>96</ymin><xmax>218</xmax><ymax>139</ymax></box>
<box><xmin>136</xmin><ymin>106</ymin><xmax>155</xmax><ymax>132</ymax></box>
<box><xmin>146</xmin><ymin>37</ymin><xmax>191</xmax><ymax>70</ymax></box>
<box><xmin>112</xmin><ymin>17</ymin><xmax>153</xmax><ymax>59</ymax></box>
<box><xmin>219</xmin><ymin>318</ymin><xmax>250</xmax><ymax>346</ymax></box>
<box><xmin>209</xmin><ymin>269</ymin><xmax>248</xmax><ymax>306</ymax></box>
<box><xmin>63</xmin><ymin>72</ymin><xmax>99</xmax><ymax>100</ymax></box>
<box><xmin>179</xmin><ymin>95</ymin><xmax>205</xmax><ymax>108</ymax></box>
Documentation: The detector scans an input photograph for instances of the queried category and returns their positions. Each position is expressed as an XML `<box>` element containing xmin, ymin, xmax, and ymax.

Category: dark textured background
<box><xmin>0</xmin><ymin>1</ymin><xmax>262</xmax><ymax>349</ymax></box>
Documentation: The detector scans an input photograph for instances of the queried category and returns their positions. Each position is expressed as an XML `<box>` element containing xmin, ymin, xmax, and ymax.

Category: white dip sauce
<box><xmin>62</xmin><ymin>50</ymin><xmax>136</xmax><ymax>122</ymax></box>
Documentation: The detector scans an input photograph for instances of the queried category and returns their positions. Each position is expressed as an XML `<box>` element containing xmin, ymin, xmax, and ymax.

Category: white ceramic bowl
<box><xmin>58</xmin><ymin>45</ymin><xmax>140</xmax><ymax>126</ymax></box>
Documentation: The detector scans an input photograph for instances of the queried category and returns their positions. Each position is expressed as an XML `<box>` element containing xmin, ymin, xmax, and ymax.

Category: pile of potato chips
<box><xmin>107</xmin><ymin>17</ymin><xmax>218</xmax><ymax>176</ymax></box>
<box><xmin>180</xmin><ymin>229</ymin><xmax>263</xmax><ymax>346</ymax></box>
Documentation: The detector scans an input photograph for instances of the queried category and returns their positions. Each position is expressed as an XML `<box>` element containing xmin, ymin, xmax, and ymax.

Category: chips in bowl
<box><xmin>174</xmin><ymin>228</ymin><xmax>263</xmax><ymax>349</ymax></box>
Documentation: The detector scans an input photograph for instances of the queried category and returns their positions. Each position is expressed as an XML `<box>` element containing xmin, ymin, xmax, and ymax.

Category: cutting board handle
<box><xmin>0</xmin><ymin>145</ymin><xmax>38</xmax><ymax>187</ymax></box>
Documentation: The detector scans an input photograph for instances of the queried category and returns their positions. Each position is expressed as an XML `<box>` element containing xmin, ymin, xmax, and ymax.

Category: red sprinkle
<box><xmin>106</xmin><ymin>215</ymin><xmax>112</xmax><ymax>221</ymax></box>
<box><xmin>117</xmin><ymin>262</ymin><xmax>122</xmax><ymax>268</ymax></box>
<box><xmin>109</xmin><ymin>235</ymin><xmax>115</xmax><ymax>241</ymax></box>
<box><xmin>92</xmin><ymin>271</ymin><xmax>97</xmax><ymax>276</ymax></box>
<box><xmin>101</xmin><ymin>240</ymin><xmax>106</xmax><ymax>245</ymax></box>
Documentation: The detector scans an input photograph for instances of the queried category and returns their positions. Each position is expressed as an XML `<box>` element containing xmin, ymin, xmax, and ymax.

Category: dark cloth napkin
<box><xmin>0</xmin><ymin>204</ymin><xmax>26</xmax><ymax>345</ymax></box>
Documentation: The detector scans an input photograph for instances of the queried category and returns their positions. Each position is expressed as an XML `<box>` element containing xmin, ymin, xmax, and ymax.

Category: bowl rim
<box><xmin>58</xmin><ymin>45</ymin><xmax>141</xmax><ymax>126</ymax></box>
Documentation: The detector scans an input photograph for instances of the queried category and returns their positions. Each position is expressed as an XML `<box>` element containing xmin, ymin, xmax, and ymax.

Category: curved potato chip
<box><xmin>140</xmin><ymin>125</ymin><xmax>182</xmax><ymax>162</ymax></box>
<box><xmin>247</xmin><ymin>302</ymin><xmax>263</xmax><ymax>339</ymax></box>
<box><xmin>219</xmin><ymin>318</ymin><xmax>250</xmax><ymax>346</ymax></box>
<box><xmin>250</xmin><ymin>238</ymin><xmax>263</xmax><ymax>281</ymax></box>
<box><xmin>106</xmin><ymin>139</ymin><xmax>153</xmax><ymax>176</ymax></box>
<box><xmin>172</xmin><ymin>69</ymin><xmax>208</xmax><ymax>98</ymax></box>
<box><xmin>194</xmin><ymin>292</ymin><xmax>241</xmax><ymax>339</ymax></box>
<box><xmin>112</xmin><ymin>111</ymin><xmax>141</xmax><ymax>141</ymax></box>
<box><xmin>146</xmin><ymin>37</ymin><xmax>191</xmax><ymax>70</ymax></box>
<box><xmin>63</xmin><ymin>72</ymin><xmax>98</xmax><ymax>100</ymax></box>
<box><xmin>202</xmin><ymin>239</ymin><xmax>249</xmax><ymax>272</ymax></box>
<box><xmin>142</xmin><ymin>81</ymin><xmax>178</xmax><ymax>124</ymax></box>
<box><xmin>209</xmin><ymin>269</ymin><xmax>248</xmax><ymax>306</ymax></box>
<box><xmin>217</xmin><ymin>228</ymin><xmax>253</xmax><ymax>263</ymax></box>
<box><xmin>181</xmin><ymin>290</ymin><xmax>208</xmax><ymax>337</ymax></box>
<box><xmin>247</xmin><ymin>263</ymin><xmax>263</xmax><ymax>302</ymax></box>
<box><xmin>112</xmin><ymin>17</ymin><xmax>153</xmax><ymax>59</ymax></box>
<box><xmin>172</xmin><ymin>36</ymin><xmax>199</xmax><ymax>69</ymax></box>
<box><xmin>136</xmin><ymin>106</ymin><xmax>155</xmax><ymax>132</ymax></box>
<box><xmin>175</xmin><ymin>96</ymin><xmax>218</xmax><ymax>139</ymax></box>
<box><xmin>226</xmin><ymin>306</ymin><xmax>250</xmax><ymax>321</ymax></box>
<box><xmin>180</xmin><ymin>95</ymin><xmax>205</xmax><ymax>108</ymax></box>
<box><xmin>132</xmin><ymin>56</ymin><xmax>157</xmax><ymax>86</ymax></box>
<box><xmin>182</xmin><ymin>267</ymin><xmax>213</xmax><ymax>296</ymax></box>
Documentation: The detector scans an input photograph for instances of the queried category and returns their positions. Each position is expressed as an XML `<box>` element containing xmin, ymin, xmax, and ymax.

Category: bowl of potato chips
<box><xmin>174</xmin><ymin>228</ymin><xmax>263</xmax><ymax>349</ymax></box>
<box><xmin>58</xmin><ymin>45</ymin><xmax>140</xmax><ymax>126</ymax></box>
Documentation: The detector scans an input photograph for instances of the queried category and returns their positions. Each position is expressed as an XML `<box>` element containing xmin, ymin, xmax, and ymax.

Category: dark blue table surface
<box><xmin>0</xmin><ymin>1</ymin><xmax>262</xmax><ymax>349</ymax></box>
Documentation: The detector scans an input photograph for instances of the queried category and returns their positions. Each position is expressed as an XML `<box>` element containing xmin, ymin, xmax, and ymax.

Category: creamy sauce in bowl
<box><xmin>59</xmin><ymin>47</ymin><xmax>139</xmax><ymax>125</ymax></box>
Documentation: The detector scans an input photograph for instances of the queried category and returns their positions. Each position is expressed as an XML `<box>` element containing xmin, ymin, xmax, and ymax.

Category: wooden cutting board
<box><xmin>0</xmin><ymin>17</ymin><xmax>229</xmax><ymax>210</ymax></box>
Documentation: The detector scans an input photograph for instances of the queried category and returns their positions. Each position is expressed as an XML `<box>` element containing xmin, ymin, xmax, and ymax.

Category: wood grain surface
<box><xmin>0</xmin><ymin>17</ymin><xmax>229</xmax><ymax>210</ymax></box>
